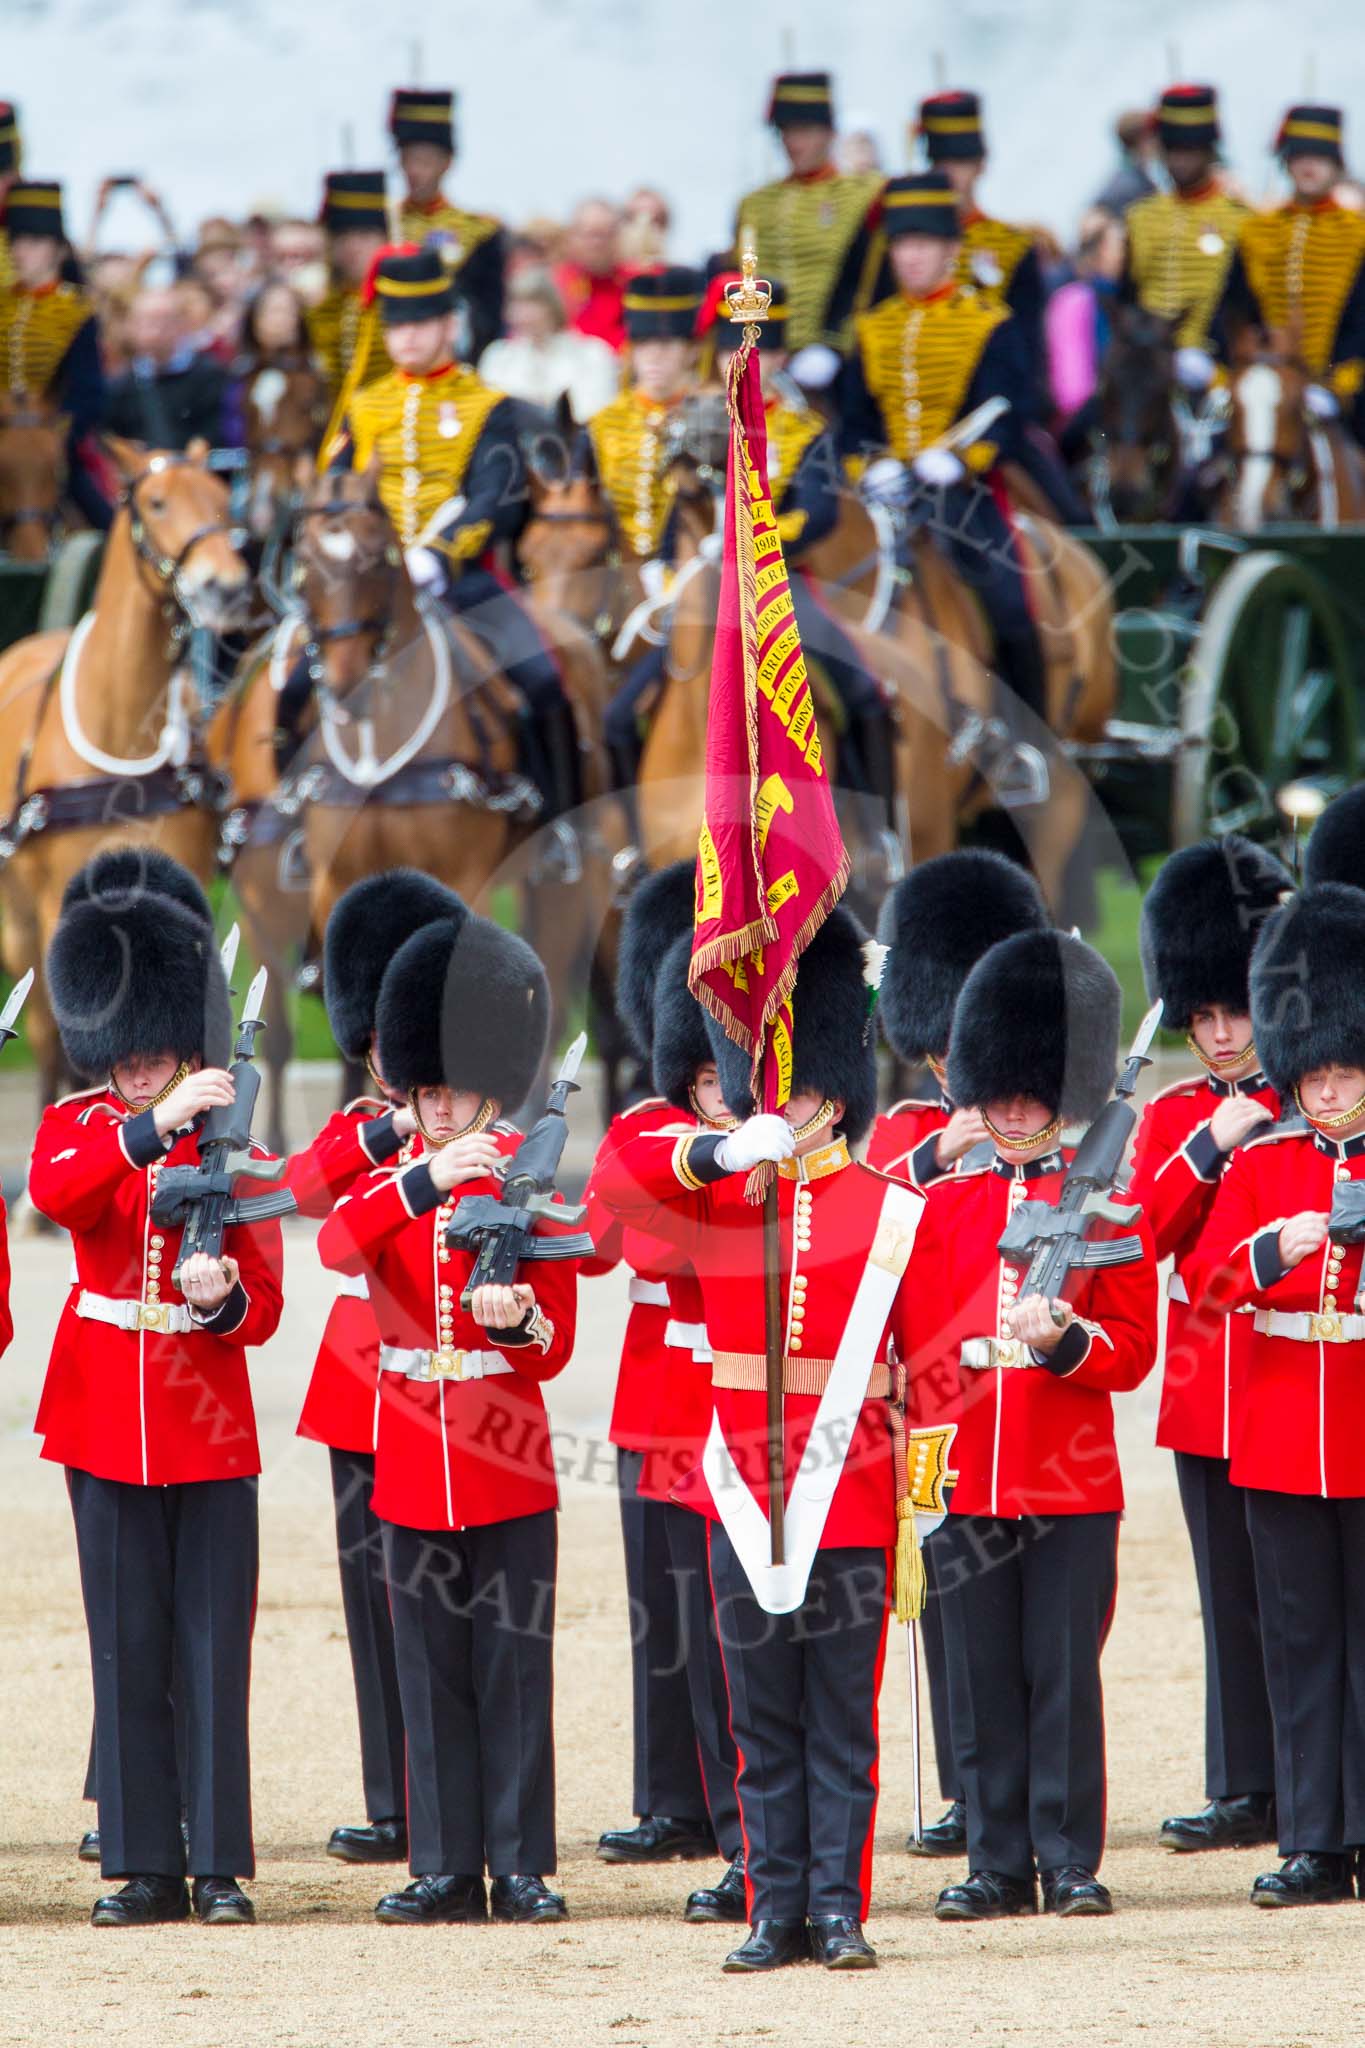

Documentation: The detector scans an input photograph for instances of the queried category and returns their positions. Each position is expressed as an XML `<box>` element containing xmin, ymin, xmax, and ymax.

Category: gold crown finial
<box><xmin>726</xmin><ymin>231</ymin><xmax>772</xmax><ymax>323</ymax></box>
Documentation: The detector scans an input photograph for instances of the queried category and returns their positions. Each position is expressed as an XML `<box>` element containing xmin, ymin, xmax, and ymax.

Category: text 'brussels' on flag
<box><xmin>687</xmin><ymin>328</ymin><xmax>850</xmax><ymax>1141</ymax></box>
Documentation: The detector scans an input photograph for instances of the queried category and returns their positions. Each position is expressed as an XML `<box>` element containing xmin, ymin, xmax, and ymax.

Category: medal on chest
<box><xmin>972</xmin><ymin>250</ymin><xmax>1003</xmax><ymax>288</ymax></box>
<box><xmin>1196</xmin><ymin>229</ymin><xmax>1225</xmax><ymax>257</ymax></box>
<box><xmin>438</xmin><ymin>401</ymin><xmax>460</xmax><ymax>439</ymax></box>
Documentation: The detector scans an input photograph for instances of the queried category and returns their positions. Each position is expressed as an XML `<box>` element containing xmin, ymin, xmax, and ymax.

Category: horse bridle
<box><xmin>293</xmin><ymin>492</ymin><xmax>401</xmax><ymax>657</ymax></box>
<box><xmin>122</xmin><ymin>455</ymin><xmax>245</xmax><ymax>624</ymax></box>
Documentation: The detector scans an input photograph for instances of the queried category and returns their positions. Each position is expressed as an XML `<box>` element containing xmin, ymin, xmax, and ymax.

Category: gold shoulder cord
<box><xmin>110</xmin><ymin>1061</ymin><xmax>190</xmax><ymax>1115</ymax></box>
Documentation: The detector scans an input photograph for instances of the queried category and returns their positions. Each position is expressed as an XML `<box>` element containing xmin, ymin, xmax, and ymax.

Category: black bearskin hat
<box><xmin>651</xmin><ymin>934</ymin><xmax>713</xmax><ymax>1113</ymax></box>
<box><xmin>324</xmin><ymin>869</ymin><xmax>467</xmax><ymax>1062</ymax></box>
<box><xmin>616</xmin><ymin>861</ymin><xmax>696</xmax><ymax>1061</ymax></box>
<box><xmin>1140</xmin><ymin>835</ymin><xmax>1291</xmax><ymax>1032</ymax></box>
<box><xmin>703</xmin><ymin>908</ymin><xmax>879</xmax><ymax>1144</ymax></box>
<box><xmin>60</xmin><ymin>845</ymin><xmax>214</xmax><ymax>930</ymax></box>
<box><xmin>1250</xmin><ymin>883</ymin><xmax>1365</xmax><ymax>1097</ymax></box>
<box><xmin>877</xmin><ymin>849</ymin><xmax>1049</xmax><ymax>1065</ymax></box>
<box><xmin>947</xmin><ymin>930</ymin><xmax>1120</xmax><ymax>1124</ymax></box>
<box><xmin>1303</xmin><ymin>783</ymin><xmax>1365</xmax><ymax>895</ymax></box>
<box><xmin>48</xmin><ymin>891</ymin><xmax>232</xmax><ymax>1080</ymax></box>
<box><xmin>375</xmin><ymin>913</ymin><xmax>550</xmax><ymax>1110</ymax></box>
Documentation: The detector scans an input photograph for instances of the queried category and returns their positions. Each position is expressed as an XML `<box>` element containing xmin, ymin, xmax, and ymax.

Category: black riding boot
<box><xmin>854</xmin><ymin>700</ymin><xmax>899</xmax><ymax>835</ymax></box>
<box><xmin>273</xmin><ymin>651</ymin><xmax>314</xmax><ymax>772</ymax></box>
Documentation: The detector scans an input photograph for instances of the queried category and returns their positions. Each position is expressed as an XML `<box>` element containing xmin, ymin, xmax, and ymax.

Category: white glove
<box><xmin>717</xmin><ymin>1113</ymin><xmax>795</xmax><ymax>1175</ymax></box>
<box><xmin>861</xmin><ymin>456</ymin><xmax>911</xmax><ymax>508</ymax></box>
<box><xmin>788</xmin><ymin>343</ymin><xmax>842</xmax><ymax>391</ymax></box>
<box><xmin>405</xmin><ymin>546</ymin><xmax>446</xmax><ymax>591</ymax></box>
<box><xmin>911</xmin><ymin>446</ymin><xmax>967</xmax><ymax>487</ymax></box>
<box><xmin>1305</xmin><ymin>383</ymin><xmax>1340</xmax><ymax>420</ymax></box>
<box><xmin>1174</xmin><ymin>347</ymin><xmax>1216</xmax><ymax>393</ymax></box>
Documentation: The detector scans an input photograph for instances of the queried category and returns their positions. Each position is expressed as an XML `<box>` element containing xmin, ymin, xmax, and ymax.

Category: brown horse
<box><xmin>1215</xmin><ymin>338</ymin><xmax>1365</xmax><ymax>530</ymax></box>
<box><xmin>0</xmin><ymin>388</ymin><xmax>67</xmax><ymax>560</ymax></box>
<box><xmin>239</xmin><ymin>355</ymin><xmax>330</xmax><ymax>541</ymax></box>
<box><xmin>0</xmin><ymin>436</ymin><xmax>251</xmax><ymax>1101</ymax></box>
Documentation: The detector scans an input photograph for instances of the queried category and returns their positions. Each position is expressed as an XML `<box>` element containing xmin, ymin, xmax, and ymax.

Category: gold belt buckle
<box><xmin>1310</xmin><ymin>1312</ymin><xmax>1342</xmax><ymax>1342</ymax></box>
<box><xmin>428</xmin><ymin>1348</ymin><xmax>467</xmax><ymax>1380</ymax></box>
<box><xmin>137</xmin><ymin>1302</ymin><xmax>169</xmax><ymax>1332</ymax></box>
<box><xmin>992</xmin><ymin>1338</ymin><xmax>1020</xmax><ymax>1367</ymax></box>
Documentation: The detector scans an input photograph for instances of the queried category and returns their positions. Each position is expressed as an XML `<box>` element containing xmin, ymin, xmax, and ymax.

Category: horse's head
<box><xmin>242</xmin><ymin>359</ymin><xmax>329</xmax><ymax>539</ymax></box>
<box><xmin>0</xmin><ymin>386</ymin><xmax>67</xmax><ymax>561</ymax></box>
<box><xmin>1224</xmin><ymin>333</ymin><xmax>1312</xmax><ymax>530</ymax></box>
<box><xmin>1095</xmin><ymin>306</ymin><xmax>1180</xmax><ymax>519</ymax></box>
<box><xmin>293</xmin><ymin>467</ymin><xmax>404</xmax><ymax>694</ymax></box>
<box><xmin>519</xmin><ymin>465</ymin><xmax>615</xmax><ymax>604</ymax></box>
<box><xmin>104</xmin><ymin>433</ymin><xmax>252</xmax><ymax>631</ymax></box>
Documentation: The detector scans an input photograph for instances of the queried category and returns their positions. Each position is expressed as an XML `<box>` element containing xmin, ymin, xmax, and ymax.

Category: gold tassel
<box><xmin>894</xmin><ymin>1496</ymin><xmax>926</xmax><ymax>1625</ymax></box>
<box><xmin>318</xmin><ymin>303</ymin><xmax>377</xmax><ymax>472</ymax></box>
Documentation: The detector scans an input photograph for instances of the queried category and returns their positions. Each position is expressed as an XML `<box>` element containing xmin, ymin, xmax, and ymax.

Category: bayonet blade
<box><xmin>1130</xmin><ymin>999</ymin><xmax>1164</xmax><ymax>1063</ymax></box>
<box><xmin>0</xmin><ymin>966</ymin><xmax>35</xmax><ymax>1040</ymax></box>
<box><xmin>241</xmin><ymin>965</ymin><xmax>268</xmax><ymax>1026</ymax></box>
<box><xmin>219</xmin><ymin>923</ymin><xmax>241</xmax><ymax>987</ymax></box>
<box><xmin>556</xmin><ymin>1030</ymin><xmax>588</xmax><ymax>1088</ymax></box>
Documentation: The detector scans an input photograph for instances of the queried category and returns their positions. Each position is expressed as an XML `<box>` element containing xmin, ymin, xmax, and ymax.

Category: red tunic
<box><xmin>866</xmin><ymin>1095</ymin><xmax>951</xmax><ymax>1187</ymax></box>
<box><xmin>588</xmin><ymin>1124</ymin><xmax>924</xmax><ymax>1549</ymax></box>
<box><xmin>288</xmin><ymin>1098</ymin><xmax>407</xmax><ymax>1454</ymax></box>
<box><xmin>28</xmin><ymin>1087</ymin><xmax>284</xmax><ymax>1486</ymax></box>
<box><xmin>317</xmin><ymin>1127</ymin><xmax>577</xmax><ymax>1532</ymax></box>
<box><xmin>1186</xmin><ymin>1125</ymin><xmax>1365</xmax><ymax>1498</ymax></box>
<box><xmin>902</xmin><ymin>1154</ymin><xmax>1158</xmax><ymax>1519</ymax></box>
<box><xmin>1127</xmin><ymin>1073</ymin><xmax>1280</xmax><ymax>1459</ymax></box>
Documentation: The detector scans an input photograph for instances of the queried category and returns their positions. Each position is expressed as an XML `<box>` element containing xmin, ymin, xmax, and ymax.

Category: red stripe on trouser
<box><xmin>987</xmin><ymin>468</ymin><xmax>1042</xmax><ymax>626</ymax></box>
<box><xmin>484</xmin><ymin>556</ymin><xmax>571</xmax><ymax>686</ymax></box>
<box><xmin>706</xmin><ymin>1520</ymin><xmax>753</xmax><ymax>1921</ymax></box>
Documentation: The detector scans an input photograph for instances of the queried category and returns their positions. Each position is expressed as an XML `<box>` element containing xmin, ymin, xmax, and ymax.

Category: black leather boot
<box><xmin>1251</xmin><ymin>1852</ymin><xmax>1355</xmax><ymax>1907</ymax></box>
<box><xmin>722</xmin><ymin>1920</ymin><xmax>810</xmax><ymax>1972</ymax></box>
<box><xmin>1159</xmin><ymin>1794</ymin><xmax>1276</xmax><ymax>1853</ymax></box>
<box><xmin>91</xmin><ymin>1875</ymin><xmax>191</xmax><ymax>1927</ymax></box>
<box><xmin>808</xmin><ymin>1916</ymin><xmax>877</xmax><ymax>1968</ymax></box>
<box><xmin>490</xmin><ymin>1874</ymin><xmax>568</xmax><ymax>1923</ymax></box>
<box><xmin>1041</xmin><ymin>1866</ymin><xmax>1113</xmax><ymax>1916</ymax></box>
<box><xmin>908</xmin><ymin>1798</ymin><xmax>967</xmax><ymax>1857</ymax></box>
<box><xmin>374</xmin><ymin>1874</ymin><xmax>488</xmax><ymax>1924</ymax></box>
<box><xmin>935</xmin><ymin>1870</ymin><xmax>1038</xmax><ymax>1921</ymax></box>
<box><xmin>327</xmin><ymin>1817</ymin><xmax>409</xmax><ymax>1864</ymax></box>
<box><xmin>192</xmin><ymin>1877</ymin><xmax>255</xmax><ymax>1925</ymax></box>
<box><xmin>598</xmin><ymin>1814</ymin><xmax>715</xmax><ymax>1864</ymax></box>
<box><xmin>684</xmin><ymin>1849</ymin><xmax>746</xmax><ymax>1922</ymax></box>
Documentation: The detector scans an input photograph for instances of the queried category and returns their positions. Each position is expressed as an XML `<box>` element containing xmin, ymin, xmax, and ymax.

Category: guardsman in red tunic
<box><xmin>31</xmin><ymin>850</ymin><xmax>284</xmax><ymax>1928</ymax></box>
<box><xmin>868</xmin><ymin>847</ymin><xmax>1049</xmax><ymax>1857</ymax></box>
<box><xmin>904</xmin><ymin>931</ymin><xmax>1157</xmax><ymax>1922</ymax></box>
<box><xmin>318</xmin><ymin>912</ymin><xmax>576</xmax><ymax>1928</ymax></box>
<box><xmin>591</xmin><ymin>908</ymin><xmax>927</xmax><ymax>1974</ymax></box>
<box><xmin>1127</xmin><ymin>838</ymin><xmax>1290</xmax><ymax>1855</ymax></box>
<box><xmin>1189</xmin><ymin>878</ymin><xmax>1365</xmax><ymax>1907</ymax></box>
<box><xmin>590</xmin><ymin>867</ymin><xmax>736</xmax><ymax>1883</ymax></box>
<box><xmin>288</xmin><ymin>868</ymin><xmax>466</xmax><ymax>1867</ymax></box>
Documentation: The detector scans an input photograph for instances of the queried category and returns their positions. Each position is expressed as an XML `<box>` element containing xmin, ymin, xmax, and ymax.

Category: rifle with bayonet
<box><xmin>150</xmin><ymin>959</ymin><xmax>297</xmax><ymax>1285</ymax></box>
<box><xmin>443</xmin><ymin>1031</ymin><xmax>596</xmax><ymax>1335</ymax></box>
<box><xmin>994</xmin><ymin>999</ymin><xmax>1163</xmax><ymax>1360</ymax></box>
<box><xmin>0</xmin><ymin>968</ymin><xmax>34</xmax><ymax>1054</ymax></box>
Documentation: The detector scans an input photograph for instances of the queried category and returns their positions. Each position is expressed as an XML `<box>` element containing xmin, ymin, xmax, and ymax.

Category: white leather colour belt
<box><xmin>1253</xmin><ymin>1309</ymin><xmax>1365</xmax><ymax>1344</ymax></box>
<box><xmin>75</xmin><ymin>1290</ymin><xmax>196</xmax><ymax>1335</ymax></box>
<box><xmin>665</xmin><ymin>1318</ymin><xmax>712</xmax><ymax>1360</ymax></box>
<box><xmin>378</xmin><ymin>1344</ymin><xmax>515</xmax><ymax>1382</ymax></box>
<box><xmin>628</xmin><ymin>1276</ymin><xmax>671</xmax><ymax>1308</ymax></box>
<box><xmin>334</xmin><ymin>1274</ymin><xmax>370</xmax><ymax>1301</ymax></box>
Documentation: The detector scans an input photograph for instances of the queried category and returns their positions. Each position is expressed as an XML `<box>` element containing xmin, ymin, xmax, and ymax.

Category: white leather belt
<box><xmin>1253</xmin><ymin>1309</ymin><xmax>1365</xmax><ymax>1344</ymax></box>
<box><xmin>335</xmin><ymin>1274</ymin><xmax>370</xmax><ymax>1301</ymax></box>
<box><xmin>665</xmin><ymin>1318</ymin><xmax>712</xmax><ymax>1360</ymax></box>
<box><xmin>378</xmin><ymin>1344</ymin><xmax>514</xmax><ymax>1383</ymax></box>
<box><xmin>75</xmin><ymin>1290</ymin><xmax>196</xmax><ymax>1336</ymax></box>
<box><xmin>1168</xmin><ymin>1272</ymin><xmax>1189</xmax><ymax>1303</ymax></box>
<box><xmin>628</xmin><ymin>1275</ymin><xmax>671</xmax><ymax>1308</ymax></box>
<box><xmin>961</xmin><ymin>1336</ymin><xmax>1036</xmax><ymax>1371</ymax></box>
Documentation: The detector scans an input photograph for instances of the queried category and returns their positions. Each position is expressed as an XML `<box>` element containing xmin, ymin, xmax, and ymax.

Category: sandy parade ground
<box><xmin>0</xmin><ymin>1066</ymin><xmax>1363</xmax><ymax>2048</ymax></box>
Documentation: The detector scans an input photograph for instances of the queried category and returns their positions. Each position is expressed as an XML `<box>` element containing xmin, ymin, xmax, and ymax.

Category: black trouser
<box><xmin>664</xmin><ymin>1500</ymin><xmax>741</xmax><ymax>1858</ymax></box>
<box><xmin>917</xmin><ymin>480</ymin><xmax>1047</xmax><ymax>722</ymax></box>
<box><xmin>605</xmin><ymin>648</ymin><xmax>665</xmax><ymax>790</ymax></box>
<box><xmin>617</xmin><ymin>1448</ymin><xmax>708</xmax><ymax>1823</ymax></box>
<box><xmin>329</xmin><ymin>1448</ymin><xmax>407</xmax><ymax>1825</ymax></box>
<box><xmin>69</xmin><ymin>1469</ymin><xmax>258</xmax><ymax>1881</ymax></box>
<box><xmin>1244</xmin><ymin>1490</ymin><xmax>1365</xmax><ymax>1855</ymax></box>
<box><xmin>921</xmin><ymin>1516</ymin><xmax>963</xmax><ymax>1804</ymax></box>
<box><xmin>83</xmin><ymin>1681</ymin><xmax>189</xmax><ymax>1806</ymax></box>
<box><xmin>447</xmin><ymin>566</ymin><xmax>579</xmax><ymax>822</ymax></box>
<box><xmin>382</xmin><ymin>1510</ymin><xmax>558</xmax><ymax>1879</ymax></box>
<box><xmin>938</xmin><ymin>1511</ymin><xmax>1117</xmax><ymax>1878</ymax></box>
<box><xmin>709</xmin><ymin>1526</ymin><xmax>888</xmax><ymax>1922</ymax></box>
<box><xmin>1174</xmin><ymin>1450</ymin><xmax>1275</xmax><ymax>1802</ymax></box>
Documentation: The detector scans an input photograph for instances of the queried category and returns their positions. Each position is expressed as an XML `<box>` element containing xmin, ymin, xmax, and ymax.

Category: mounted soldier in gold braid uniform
<box><xmin>388</xmin><ymin>87</ymin><xmax>504</xmax><ymax>365</ymax></box>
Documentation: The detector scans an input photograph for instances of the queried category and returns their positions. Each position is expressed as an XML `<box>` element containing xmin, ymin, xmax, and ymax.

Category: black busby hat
<box><xmin>324</xmin><ymin>868</ymin><xmax>467</xmax><ymax>1063</ymax></box>
<box><xmin>1157</xmin><ymin>84</ymin><xmax>1221</xmax><ymax>153</ymax></box>
<box><xmin>767</xmin><ymin>71</ymin><xmax>834</xmax><ymax>131</ymax></box>
<box><xmin>389</xmin><ymin>86</ymin><xmax>455</xmax><ymax>154</ymax></box>
<box><xmin>372</xmin><ymin>246</ymin><xmax>455</xmax><ymax>325</ymax></box>
<box><xmin>1303</xmin><ymin>783</ymin><xmax>1365</xmax><ymax>893</ymax></box>
<box><xmin>0</xmin><ymin>104</ymin><xmax>20</xmax><ymax>177</ymax></box>
<box><xmin>616</xmin><ymin>861</ymin><xmax>696</xmax><ymax>1062</ymax></box>
<box><xmin>623</xmin><ymin>266</ymin><xmax>705</xmax><ymax>342</ymax></box>
<box><xmin>703</xmin><ymin>907</ymin><xmax>879</xmax><ymax>1145</ymax></box>
<box><xmin>877</xmin><ymin>850</ymin><xmax>1049</xmax><ymax>1067</ymax></box>
<box><xmin>918</xmin><ymin>89</ymin><xmax>986</xmax><ymax>163</ymax></box>
<box><xmin>1276</xmin><ymin>104</ymin><xmax>1344</xmax><ymax>164</ymax></box>
<box><xmin>1250</xmin><ymin>883</ymin><xmax>1365</xmax><ymax>1096</ymax></box>
<box><xmin>376</xmin><ymin>913</ymin><xmax>550</xmax><ymax>1109</ymax></box>
<box><xmin>48</xmin><ymin>887</ymin><xmax>232</xmax><ymax>1080</ymax></box>
<box><xmin>321</xmin><ymin>170</ymin><xmax>389</xmax><ymax>237</ymax></box>
<box><xmin>652</xmin><ymin>934</ymin><xmax>713</xmax><ymax>1114</ymax></box>
<box><xmin>881</xmin><ymin>172</ymin><xmax>961</xmax><ymax>241</ymax></box>
<box><xmin>60</xmin><ymin>845</ymin><xmax>213</xmax><ymax>931</ymax></box>
<box><xmin>947</xmin><ymin>931</ymin><xmax>1121</xmax><ymax>1125</ymax></box>
<box><xmin>702</xmin><ymin>272</ymin><xmax>791</xmax><ymax>349</ymax></box>
<box><xmin>2</xmin><ymin>178</ymin><xmax>65</xmax><ymax>240</ymax></box>
<box><xmin>1140</xmin><ymin>836</ymin><xmax>1292</xmax><ymax>1033</ymax></box>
